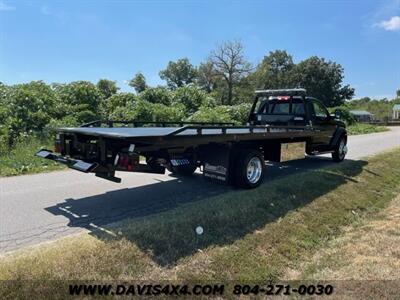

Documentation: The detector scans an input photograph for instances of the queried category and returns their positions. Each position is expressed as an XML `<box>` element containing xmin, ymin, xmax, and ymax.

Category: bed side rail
<box><xmin>80</xmin><ymin>120</ymin><xmax>236</xmax><ymax>128</ymax></box>
<box><xmin>166</xmin><ymin>125</ymin><xmax>313</xmax><ymax>136</ymax></box>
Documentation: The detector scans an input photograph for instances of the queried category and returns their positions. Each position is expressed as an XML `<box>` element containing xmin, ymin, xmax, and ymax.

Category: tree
<box><xmin>0</xmin><ymin>83</ymin><xmax>12</xmax><ymax>149</ymax></box>
<box><xmin>53</xmin><ymin>81</ymin><xmax>102</xmax><ymax>123</ymax></box>
<box><xmin>96</xmin><ymin>79</ymin><xmax>119</xmax><ymax>99</ymax></box>
<box><xmin>129</xmin><ymin>72</ymin><xmax>147</xmax><ymax>93</ymax></box>
<box><xmin>209</xmin><ymin>40</ymin><xmax>252</xmax><ymax>105</ymax></box>
<box><xmin>252</xmin><ymin>50</ymin><xmax>295</xmax><ymax>89</ymax></box>
<box><xmin>2</xmin><ymin>81</ymin><xmax>58</xmax><ymax>145</ymax></box>
<box><xmin>292</xmin><ymin>56</ymin><xmax>354</xmax><ymax>107</ymax></box>
<box><xmin>332</xmin><ymin>106</ymin><xmax>356</xmax><ymax>125</ymax></box>
<box><xmin>132</xmin><ymin>100</ymin><xmax>186</xmax><ymax>122</ymax></box>
<box><xmin>197</xmin><ymin>62</ymin><xmax>216</xmax><ymax>92</ymax></box>
<box><xmin>187</xmin><ymin>106</ymin><xmax>234</xmax><ymax>123</ymax></box>
<box><xmin>101</xmin><ymin>93</ymin><xmax>137</xmax><ymax>118</ymax></box>
<box><xmin>172</xmin><ymin>86</ymin><xmax>216</xmax><ymax>114</ymax></box>
<box><xmin>396</xmin><ymin>89</ymin><xmax>400</xmax><ymax>98</ymax></box>
<box><xmin>138</xmin><ymin>86</ymin><xmax>172</xmax><ymax>105</ymax></box>
<box><xmin>159</xmin><ymin>58</ymin><xmax>197</xmax><ymax>90</ymax></box>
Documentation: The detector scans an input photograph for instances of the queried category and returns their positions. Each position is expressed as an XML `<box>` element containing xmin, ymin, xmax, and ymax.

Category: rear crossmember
<box><xmin>36</xmin><ymin>149</ymin><xmax>98</xmax><ymax>173</ymax></box>
<box><xmin>36</xmin><ymin>148</ymin><xmax>166</xmax><ymax>183</ymax></box>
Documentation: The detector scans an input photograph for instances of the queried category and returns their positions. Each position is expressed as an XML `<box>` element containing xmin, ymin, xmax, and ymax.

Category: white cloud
<box><xmin>377</xmin><ymin>16</ymin><xmax>400</xmax><ymax>31</ymax></box>
<box><xmin>0</xmin><ymin>1</ymin><xmax>15</xmax><ymax>11</ymax></box>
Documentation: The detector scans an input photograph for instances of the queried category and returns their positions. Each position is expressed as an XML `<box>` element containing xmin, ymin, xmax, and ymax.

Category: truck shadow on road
<box><xmin>45</xmin><ymin>157</ymin><xmax>367</xmax><ymax>266</ymax></box>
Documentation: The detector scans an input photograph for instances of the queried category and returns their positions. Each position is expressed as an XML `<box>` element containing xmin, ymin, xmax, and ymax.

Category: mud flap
<box><xmin>202</xmin><ymin>144</ymin><xmax>231</xmax><ymax>184</ymax></box>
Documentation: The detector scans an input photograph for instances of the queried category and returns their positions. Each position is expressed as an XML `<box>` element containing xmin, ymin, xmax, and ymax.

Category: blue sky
<box><xmin>1</xmin><ymin>0</ymin><xmax>399</xmax><ymax>98</ymax></box>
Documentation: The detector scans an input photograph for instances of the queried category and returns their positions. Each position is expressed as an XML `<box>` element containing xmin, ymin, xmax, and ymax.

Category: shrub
<box><xmin>138</xmin><ymin>87</ymin><xmax>172</xmax><ymax>106</ymax></box>
<box><xmin>100</xmin><ymin>93</ymin><xmax>137</xmax><ymax>119</ymax></box>
<box><xmin>43</xmin><ymin>115</ymin><xmax>79</xmax><ymax>138</ymax></box>
<box><xmin>187</xmin><ymin>106</ymin><xmax>235</xmax><ymax>123</ymax></box>
<box><xmin>220</xmin><ymin>103</ymin><xmax>252</xmax><ymax>124</ymax></box>
<box><xmin>172</xmin><ymin>86</ymin><xmax>216</xmax><ymax>114</ymax></box>
<box><xmin>0</xmin><ymin>81</ymin><xmax>58</xmax><ymax>147</ymax></box>
<box><xmin>53</xmin><ymin>81</ymin><xmax>103</xmax><ymax>124</ymax></box>
<box><xmin>132</xmin><ymin>100</ymin><xmax>186</xmax><ymax>122</ymax></box>
<box><xmin>331</xmin><ymin>106</ymin><xmax>356</xmax><ymax>125</ymax></box>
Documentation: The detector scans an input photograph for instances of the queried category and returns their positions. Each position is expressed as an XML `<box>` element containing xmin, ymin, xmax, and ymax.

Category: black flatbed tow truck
<box><xmin>36</xmin><ymin>89</ymin><xmax>348</xmax><ymax>188</ymax></box>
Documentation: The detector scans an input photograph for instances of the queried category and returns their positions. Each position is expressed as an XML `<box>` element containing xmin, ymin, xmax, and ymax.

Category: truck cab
<box><xmin>248</xmin><ymin>89</ymin><xmax>347</xmax><ymax>159</ymax></box>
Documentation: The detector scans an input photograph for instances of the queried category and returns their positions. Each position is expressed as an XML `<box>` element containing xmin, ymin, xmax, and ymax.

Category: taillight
<box><xmin>54</xmin><ymin>143</ymin><xmax>61</xmax><ymax>153</ymax></box>
<box><xmin>54</xmin><ymin>133</ymin><xmax>64</xmax><ymax>153</ymax></box>
<box><xmin>116</xmin><ymin>153</ymin><xmax>139</xmax><ymax>171</ymax></box>
<box><xmin>54</xmin><ymin>139</ymin><xmax>62</xmax><ymax>153</ymax></box>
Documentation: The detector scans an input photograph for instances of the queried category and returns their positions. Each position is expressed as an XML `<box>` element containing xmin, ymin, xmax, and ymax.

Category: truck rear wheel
<box><xmin>146</xmin><ymin>157</ymin><xmax>165</xmax><ymax>173</ymax></box>
<box><xmin>234</xmin><ymin>149</ymin><xmax>265</xmax><ymax>188</ymax></box>
<box><xmin>332</xmin><ymin>136</ymin><xmax>347</xmax><ymax>162</ymax></box>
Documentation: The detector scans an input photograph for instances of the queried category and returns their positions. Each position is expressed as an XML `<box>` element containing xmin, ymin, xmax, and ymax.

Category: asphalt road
<box><xmin>1</xmin><ymin>127</ymin><xmax>399</xmax><ymax>253</ymax></box>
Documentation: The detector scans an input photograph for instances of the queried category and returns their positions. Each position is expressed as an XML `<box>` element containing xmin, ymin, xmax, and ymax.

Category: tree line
<box><xmin>0</xmin><ymin>40</ymin><xmax>367</xmax><ymax>149</ymax></box>
<box><xmin>343</xmin><ymin>94</ymin><xmax>400</xmax><ymax>122</ymax></box>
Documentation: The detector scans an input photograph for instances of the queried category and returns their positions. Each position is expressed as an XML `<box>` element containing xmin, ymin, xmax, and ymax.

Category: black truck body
<box><xmin>36</xmin><ymin>89</ymin><xmax>348</xmax><ymax>188</ymax></box>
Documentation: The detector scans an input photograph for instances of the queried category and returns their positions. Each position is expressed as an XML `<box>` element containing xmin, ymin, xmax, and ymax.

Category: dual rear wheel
<box><xmin>166</xmin><ymin>163</ymin><xmax>197</xmax><ymax>176</ymax></box>
<box><xmin>146</xmin><ymin>157</ymin><xmax>198</xmax><ymax>176</ymax></box>
<box><xmin>148</xmin><ymin>149</ymin><xmax>266</xmax><ymax>189</ymax></box>
<box><xmin>233</xmin><ymin>149</ymin><xmax>265</xmax><ymax>189</ymax></box>
<box><xmin>147</xmin><ymin>137</ymin><xmax>346</xmax><ymax>188</ymax></box>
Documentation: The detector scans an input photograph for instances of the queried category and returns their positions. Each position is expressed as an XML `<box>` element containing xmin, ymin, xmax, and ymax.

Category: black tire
<box><xmin>234</xmin><ymin>149</ymin><xmax>265</xmax><ymax>189</ymax></box>
<box><xmin>167</xmin><ymin>163</ymin><xmax>197</xmax><ymax>176</ymax></box>
<box><xmin>305</xmin><ymin>142</ymin><xmax>315</xmax><ymax>156</ymax></box>
<box><xmin>332</xmin><ymin>136</ymin><xmax>347</xmax><ymax>162</ymax></box>
<box><xmin>146</xmin><ymin>157</ymin><xmax>165</xmax><ymax>173</ymax></box>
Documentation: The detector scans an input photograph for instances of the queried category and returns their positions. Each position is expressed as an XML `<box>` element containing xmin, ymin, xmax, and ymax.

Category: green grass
<box><xmin>0</xmin><ymin>136</ymin><xmax>65</xmax><ymax>177</ymax></box>
<box><xmin>347</xmin><ymin>123</ymin><xmax>388</xmax><ymax>135</ymax></box>
<box><xmin>1</xmin><ymin>148</ymin><xmax>400</xmax><ymax>298</ymax></box>
<box><xmin>296</xmin><ymin>194</ymin><xmax>400</xmax><ymax>281</ymax></box>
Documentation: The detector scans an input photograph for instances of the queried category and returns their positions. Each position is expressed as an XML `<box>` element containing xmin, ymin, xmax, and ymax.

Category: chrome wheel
<box><xmin>246</xmin><ymin>157</ymin><xmax>263</xmax><ymax>184</ymax></box>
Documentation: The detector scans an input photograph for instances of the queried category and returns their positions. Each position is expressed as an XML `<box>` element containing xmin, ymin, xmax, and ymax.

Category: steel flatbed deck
<box><xmin>57</xmin><ymin>124</ymin><xmax>318</xmax><ymax>152</ymax></box>
<box><xmin>58</xmin><ymin>125</ymin><xmax>317</xmax><ymax>139</ymax></box>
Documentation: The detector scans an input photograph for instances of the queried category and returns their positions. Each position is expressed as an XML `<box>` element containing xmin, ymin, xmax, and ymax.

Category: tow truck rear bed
<box><xmin>58</xmin><ymin>124</ymin><xmax>317</xmax><ymax>147</ymax></box>
<box><xmin>36</xmin><ymin>122</ymin><xmax>317</xmax><ymax>184</ymax></box>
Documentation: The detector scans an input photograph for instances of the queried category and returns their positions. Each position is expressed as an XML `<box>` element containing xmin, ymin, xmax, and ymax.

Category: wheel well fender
<box><xmin>330</xmin><ymin>127</ymin><xmax>347</xmax><ymax>148</ymax></box>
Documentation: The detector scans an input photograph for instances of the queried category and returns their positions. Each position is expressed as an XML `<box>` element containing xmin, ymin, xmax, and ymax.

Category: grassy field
<box><xmin>291</xmin><ymin>194</ymin><xmax>400</xmax><ymax>281</ymax></box>
<box><xmin>347</xmin><ymin>123</ymin><xmax>388</xmax><ymax>135</ymax></box>
<box><xmin>1</xmin><ymin>148</ymin><xmax>400</xmax><ymax>298</ymax></box>
<box><xmin>285</xmin><ymin>194</ymin><xmax>400</xmax><ymax>299</ymax></box>
<box><xmin>0</xmin><ymin>137</ymin><xmax>64</xmax><ymax>177</ymax></box>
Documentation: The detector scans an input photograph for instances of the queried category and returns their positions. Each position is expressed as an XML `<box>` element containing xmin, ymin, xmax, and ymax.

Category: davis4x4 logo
<box><xmin>69</xmin><ymin>284</ymin><xmax>225</xmax><ymax>296</ymax></box>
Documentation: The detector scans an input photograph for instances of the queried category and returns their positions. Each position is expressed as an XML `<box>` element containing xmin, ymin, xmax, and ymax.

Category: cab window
<box><xmin>256</xmin><ymin>97</ymin><xmax>305</xmax><ymax>115</ymax></box>
<box><xmin>269</xmin><ymin>102</ymin><xmax>290</xmax><ymax>114</ymax></box>
<box><xmin>292</xmin><ymin>102</ymin><xmax>305</xmax><ymax>115</ymax></box>
<box><xmin>312</xmin><ymin>100</ymin><xmax>329</xmax><ymax>119</ymax></box>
